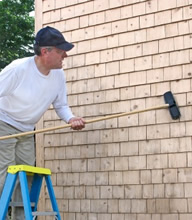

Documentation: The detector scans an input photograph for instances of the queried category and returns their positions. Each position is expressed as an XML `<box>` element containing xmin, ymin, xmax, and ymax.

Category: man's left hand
<box><xmin>68</xmin><ymin>117</ymin><xmax>85</xmax><ymax>130</ymax></box>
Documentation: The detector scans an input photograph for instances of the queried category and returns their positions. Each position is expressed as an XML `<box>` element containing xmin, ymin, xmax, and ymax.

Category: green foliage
<box><xmin>0</xmin><ymin>0</ymin><xmax>34</xmax><ymax>70</ymax></box>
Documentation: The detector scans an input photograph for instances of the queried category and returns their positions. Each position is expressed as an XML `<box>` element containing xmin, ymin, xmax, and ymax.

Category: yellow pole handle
<box><xmin>0</xmin><ymin>104</ymin><xmax>169</xmax><ymax>140</ymax></box>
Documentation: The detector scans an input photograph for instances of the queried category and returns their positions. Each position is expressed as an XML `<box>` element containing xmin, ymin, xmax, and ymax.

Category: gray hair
<box><xmin>33</xmin><ymin>44</ymin><xmax>53</xmax><ymax>56</ymax></box>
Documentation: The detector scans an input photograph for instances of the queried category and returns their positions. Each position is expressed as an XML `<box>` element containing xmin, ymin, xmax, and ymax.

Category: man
<box><xmin>0</xmin><ymin>26</ymin><xmax>85</xmax><ymax>219</ymax></box>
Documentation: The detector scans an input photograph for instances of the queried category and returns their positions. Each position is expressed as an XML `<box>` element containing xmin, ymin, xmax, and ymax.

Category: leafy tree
<box><xmin>0</xmin><ymin>0</ymin><xmax>34</xmax><ymax>70</ymax></box>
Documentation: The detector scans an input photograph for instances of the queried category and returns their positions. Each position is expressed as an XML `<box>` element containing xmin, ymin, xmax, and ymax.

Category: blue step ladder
<box><xmin>0</xmin><ymin>165</ymin><xmax>61</xmax><ymax>220</ymax></box>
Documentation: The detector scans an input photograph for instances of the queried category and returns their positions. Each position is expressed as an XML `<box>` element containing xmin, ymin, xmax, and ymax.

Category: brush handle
<box><xmin>0</xmin><ymin>104</ymin><xmax>169</xmax><ymax>140</ymax></box>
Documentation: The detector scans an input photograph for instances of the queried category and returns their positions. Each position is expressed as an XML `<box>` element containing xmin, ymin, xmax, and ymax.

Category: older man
<box><xmin>0</xmin><ymin>26</ymin><xmax>85</xmax><ymax>219</ymax></box>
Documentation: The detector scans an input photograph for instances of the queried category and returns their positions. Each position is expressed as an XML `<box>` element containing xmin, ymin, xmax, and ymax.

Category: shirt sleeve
<box><xmin>0</xmin><ymin>64</ymin><xmax>19</xmax><ymax>97</ymax></box>
<box><xmin>52</xmin><ymin>71</ymin><xmax>75</xmax><ymax>123</ymax></box>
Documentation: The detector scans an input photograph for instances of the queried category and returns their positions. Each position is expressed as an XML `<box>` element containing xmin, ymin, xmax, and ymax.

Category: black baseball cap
<box><xmin>34</xmin><ymin>26</ymin><xmax>74</xmax><ymax>51</ymax></box>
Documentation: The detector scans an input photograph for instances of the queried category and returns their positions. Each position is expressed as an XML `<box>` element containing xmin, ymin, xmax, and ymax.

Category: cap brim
<box><xmin>56</xmin><ymin>42</ymin><xmax>74</xmax><ymax>52</ymax></box>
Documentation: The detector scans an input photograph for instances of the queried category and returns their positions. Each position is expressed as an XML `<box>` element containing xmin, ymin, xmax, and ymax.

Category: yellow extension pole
<box><xmin>0</xmin><ymin>104</ymin><xmax>169</xmax><ymax>140</ymax></box>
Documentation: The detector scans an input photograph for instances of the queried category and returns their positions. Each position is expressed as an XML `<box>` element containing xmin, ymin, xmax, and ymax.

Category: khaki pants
<box><xmin>0</xmin><ymin>121</ymin><xmax>35</xmax><ymax>220</ymax></box>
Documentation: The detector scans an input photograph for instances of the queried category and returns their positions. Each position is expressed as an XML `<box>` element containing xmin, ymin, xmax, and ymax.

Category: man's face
<box><xmin>44</xmin><ymin>47</ymin><xmax>68</xmax><ymax>69</ymax></box>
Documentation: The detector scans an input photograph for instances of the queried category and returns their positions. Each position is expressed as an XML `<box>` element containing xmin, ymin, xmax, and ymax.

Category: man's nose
<box><xmin>62</xmin><ymin>51</ymin><xmax>68</xmax><ymax>58</ymax></box>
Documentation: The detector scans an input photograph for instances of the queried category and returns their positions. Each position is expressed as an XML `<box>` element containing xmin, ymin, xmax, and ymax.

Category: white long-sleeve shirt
<box><xmin>0</xmin><ymin>56</ymin><xmax>74</xmax><ymax>131</ymax></box>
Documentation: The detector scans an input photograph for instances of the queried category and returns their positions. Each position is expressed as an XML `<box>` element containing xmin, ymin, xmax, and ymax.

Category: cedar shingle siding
<box><xmin>35</xmin><ymin>0</ymin><xmax>192</xmax><ymax>219</ymax></box>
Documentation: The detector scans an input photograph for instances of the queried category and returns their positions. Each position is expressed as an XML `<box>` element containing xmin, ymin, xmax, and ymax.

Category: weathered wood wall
<box><xmin>35</xmin><ymin>0</ymin><xmax>192</xmax><ymax>219</ymax></box>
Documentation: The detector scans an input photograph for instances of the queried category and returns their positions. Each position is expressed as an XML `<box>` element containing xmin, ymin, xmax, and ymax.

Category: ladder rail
<box><xmin>0</xmin><ymin>173</ymin><xmax>18</xmax><ymax>220</ymax></box>
<box><xmin>45</xmin><ymin>175</ymin><xmax>61</xmax><ymax>220</ymax></box>
<box><xmin>19</xmin><ymin>171</ymin><xmax>33</xmax><ymax>220</ymax></box>
<box><xmin>30</xmin><ymin>173</ymin><xmax>43</xmax><ymax>211</ymax></box>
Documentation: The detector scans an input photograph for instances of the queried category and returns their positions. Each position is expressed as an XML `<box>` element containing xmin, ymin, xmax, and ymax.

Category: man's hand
<box><xmin>68</xmin><ymin>117</ymin><xmax>85</xmax><ymax>130</ymax></box>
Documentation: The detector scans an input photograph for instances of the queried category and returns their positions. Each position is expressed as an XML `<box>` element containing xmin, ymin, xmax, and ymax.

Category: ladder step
<box><xmin>32</xmin><ymin>211</ymin><xmax>57</xmax><ymax>216</ymax></box>
<box><xmin>10</xmin><ymin>202</ymin><xmax>35</xmax><ymax>207</ymax></box>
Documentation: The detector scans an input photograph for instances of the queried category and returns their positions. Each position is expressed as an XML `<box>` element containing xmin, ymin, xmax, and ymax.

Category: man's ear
<box><xmin>41</xmin><ymin>47</ymin><xmax>48</xmax><ymax>55</ymax></box>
